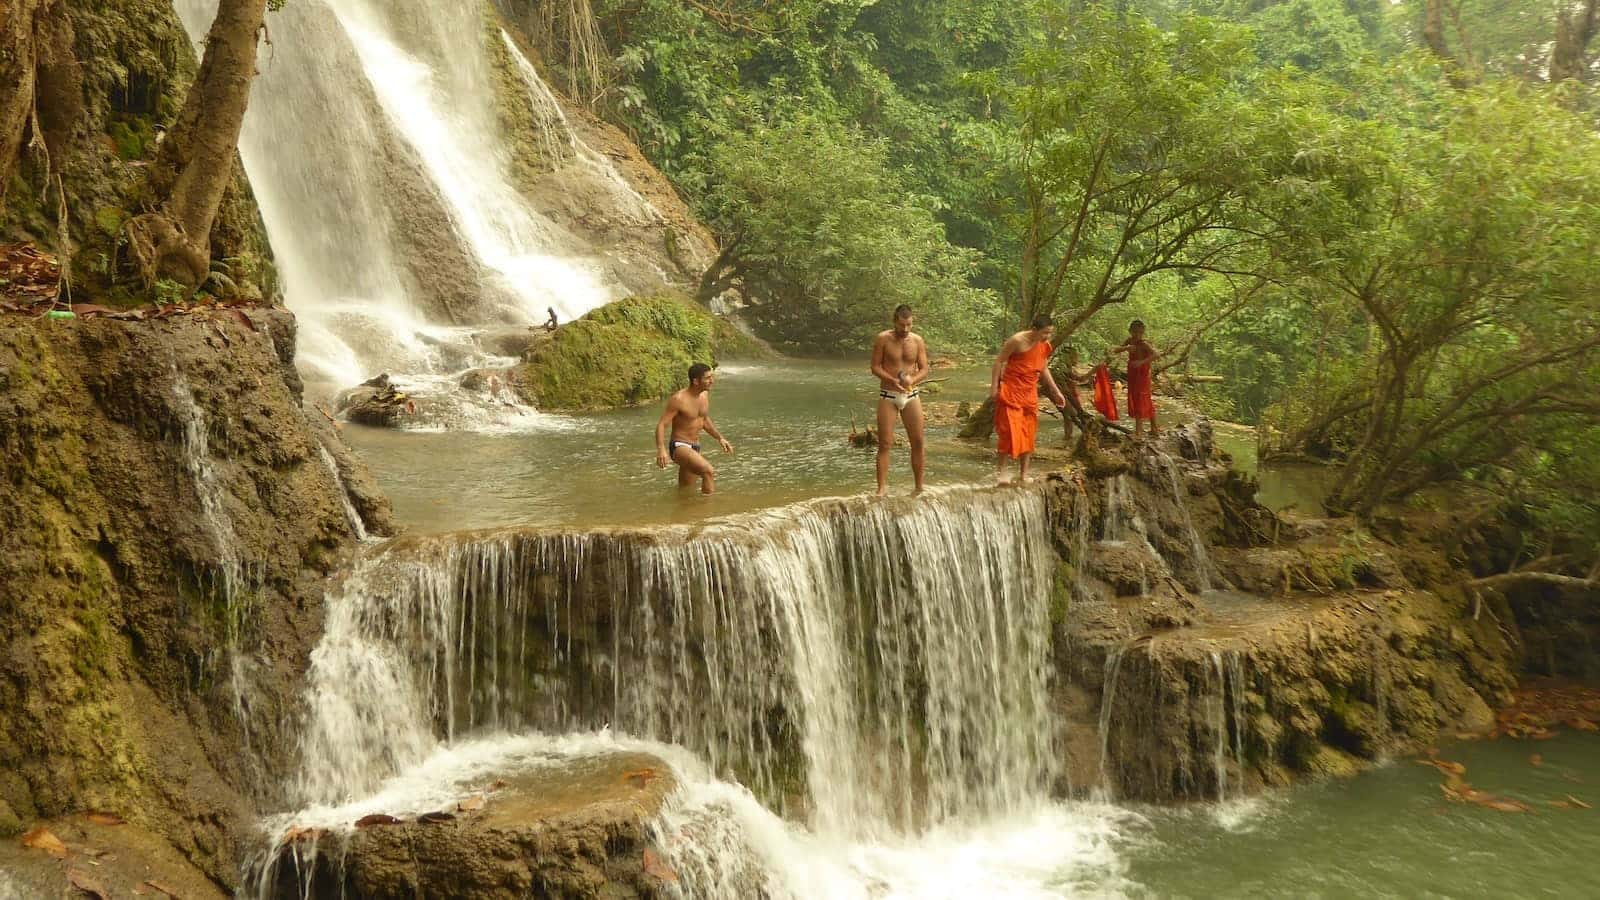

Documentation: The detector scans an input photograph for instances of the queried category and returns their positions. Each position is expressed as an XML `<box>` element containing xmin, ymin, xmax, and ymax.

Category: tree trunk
<box><xmin>1421</xmin><ymin>0</ymin><xmax>1453</xmax><ymax>62</ymax></box>
<box><xmin>129</xmin><ymin>0</ymin><xmax>268</xmax><ymax>289</ymax></box>
<box><xmin>1550</xmin><ymin>0</ymin><xmax>1600</xmax><ymax>83</ymax></box>
<box><xmin>0</xmin><ymin>0</ymin><xmax>79</xmax><ymax>198</ymax></box>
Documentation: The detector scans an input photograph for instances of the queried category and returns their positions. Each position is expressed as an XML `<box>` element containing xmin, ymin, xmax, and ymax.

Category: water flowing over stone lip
<box><xmin>371</xmin><ymin>482</ymin><xmax>1055</xmax><ymax>549</ymax></box>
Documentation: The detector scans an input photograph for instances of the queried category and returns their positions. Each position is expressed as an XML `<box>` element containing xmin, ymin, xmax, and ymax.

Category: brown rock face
<box><xmin>255</xmin><ymin>751</ymin><xmax>681</xmax><ymax>900</ymax></box>
<box><xmin>0</xmin><ymin>311</ymin><xmax>390</xmax><ymax>888</ymax></box>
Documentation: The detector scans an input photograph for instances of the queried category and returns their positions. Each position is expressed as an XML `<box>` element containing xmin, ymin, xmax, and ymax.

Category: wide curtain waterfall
<box><xmin>295</xmin><ymin>490</ymin><xmax>1060</xmax><ymax>839</ymax></box>
<box><xmin>173</xmin><ymin>0</ymin><xmax>624</xmax><ymax>387</ymax></box>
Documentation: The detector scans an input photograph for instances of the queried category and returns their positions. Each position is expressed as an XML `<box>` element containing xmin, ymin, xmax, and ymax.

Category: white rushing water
<box><xmin>173</xmin><ymin>0</ymin><xmax>621</xmax><ymax>390</ymax></box>
<box><xmin>255</xmin><ymin>488</ymin><xmax>1153</xmax><ymax>895</ymax></box>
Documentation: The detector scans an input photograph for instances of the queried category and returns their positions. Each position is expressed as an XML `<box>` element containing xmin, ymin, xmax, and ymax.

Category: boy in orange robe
<box><xmin>990</xmin><ymin>315</ymin><xmax>1069</xmax><ymax>485</ymax></box>
<box><xmin>1111</xmin><ymin>319</ymin><xmax>1161</xmax><ymax>440</ymax></box>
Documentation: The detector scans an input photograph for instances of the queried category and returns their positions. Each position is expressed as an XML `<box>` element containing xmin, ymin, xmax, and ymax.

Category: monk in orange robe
<box><xmin>990</xmin><ymin>315</ymin><xmax>1069</xmax><ymax>485</ymax></box>
<box><xmin>1111</xmin><ymin>318</ymin><xmax>1161</xmax><ymax>440</ymax></box>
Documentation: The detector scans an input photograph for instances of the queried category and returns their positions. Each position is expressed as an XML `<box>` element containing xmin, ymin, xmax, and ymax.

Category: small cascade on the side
<box><xmin>1203</xmin><ymin>650</ymin><xmax>1249</xmax><ymax>802</ymax></box>
<box><xmin>284</xmin><ymin>489</ymin><xmax>1059</xmax><ymax>842</ymax></box>
<box><xmin>1156</xmin><ymin>450</ymin><xmax>1216</xmax><ymax>591</ymax></box>
<box><xmin>1067</xmin><ymin>488</ymin><xmax>1098</xmax><ymax>604</ymax></box>
<box><xmin>1100</xmin><ymin>474</ymin><xmax>1172</xmax><ymax>592</ymax></box>
<box><xmin>1207</xmin><ymin>652</ymin><xmax>1230</xmax><ymax>800</ymax></box>
<box><xmin>168</xmin><ymin>371</ymin><xmax>265</xmax><ymax>765</ymax></box>
<box><xmin>499</xmin><ymin>31</ymin><xmax>662</xmax><ymax>225</ymax></box>
<box><xmin>315</xmin><ymin>441</ymin><xmax>369</xmax><ymax>542</ymax></box>
<box><xmin>1095</xmin><ymin>642</ymin><xmax>1133</xmax><ymax>796</ymax></box>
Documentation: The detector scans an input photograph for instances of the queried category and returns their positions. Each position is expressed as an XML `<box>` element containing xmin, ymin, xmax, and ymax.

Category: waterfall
<box><xmin>172</xmin><ymin>0</ymin><xmax>621</xmax><ymax>389</ymax></box>
<box><xmin>1157</xmin><ymin>451</ymin><xmax>1215</xmax><ymax>592</ymax></box>
<box><xmin>1095</xmin><ymin>642</ymin><xmax>1131</xmax><ymax>796</ymax></box>
<box><xmin>315</xmin><ymin>441</ymin><xmax>369</xmax><ymax>541</ymax></box>
<box><xmin>169</xmin><ymin>371</ymin><xmax>265</xmax><ymax>765</ymax></box>
<box><xmin>292</xmin><ymin>489</ymin><xmax>1059</xmax><ymax>838</ymax></box>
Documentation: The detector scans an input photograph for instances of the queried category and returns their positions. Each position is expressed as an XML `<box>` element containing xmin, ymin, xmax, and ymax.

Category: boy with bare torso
<box><xmin>654</xmin><ymin>363</ymin><xmax>734</xmax><ymax>494</ymax></box>
<box><xmin>869</xmin><ymin>304</ymin><xmax>931</xmax><ymax>496</ymax></box>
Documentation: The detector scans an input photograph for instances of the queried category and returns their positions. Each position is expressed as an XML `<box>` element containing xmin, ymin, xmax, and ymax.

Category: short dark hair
<box><xmin>1030</xmin><ymin>314</ymin><xmax>1053</xmax><ymax>330</ymax></box>
<box><xmin>1129</xmin><ymin>319</ymin><xmax>1146</xmax><ymax>332</ymax></box>
<box><xmin>894</xmin><ymin>304</ymin><xmax>914</xmax><ymax>320</ymax></box>
<box><xmin>688</xmin><ymin>363</ymin><xmax>712</xmax><ymax>383</ymax></box>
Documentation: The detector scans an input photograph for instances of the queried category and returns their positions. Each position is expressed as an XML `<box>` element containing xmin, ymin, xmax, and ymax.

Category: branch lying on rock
<box><xmin>1465</xmin><ymin>572</ymin><xmax>1599</xmax><ymax>591</ymax></box>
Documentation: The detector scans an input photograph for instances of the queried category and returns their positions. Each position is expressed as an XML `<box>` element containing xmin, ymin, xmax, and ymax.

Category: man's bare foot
<box><xmin>912</xmin><ymin>486</ymin><xmax>926</xmax><ymax>496</ymax></box>
<box><xmin>876</xmin><ymin>486</ymin><xmax>889</xmax><ymax>497</ymax></box>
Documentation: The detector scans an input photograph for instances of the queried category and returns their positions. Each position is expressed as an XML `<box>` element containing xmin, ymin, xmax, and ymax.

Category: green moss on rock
<box><xmin>513</xmin><ymin>294</ymin><xmax>719</xmax><ymax>411</ymax></box>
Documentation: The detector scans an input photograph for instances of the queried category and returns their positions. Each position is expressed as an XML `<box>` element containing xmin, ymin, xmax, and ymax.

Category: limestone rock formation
<box><xmin>256</xmin><ymin>751</ymin><xmax>680</xmax><ymax>899</ymax></box>
<box><xmin>0</xmin><ymin>311</ymin><xmax>390</xmax><ymax>888</ymax></box>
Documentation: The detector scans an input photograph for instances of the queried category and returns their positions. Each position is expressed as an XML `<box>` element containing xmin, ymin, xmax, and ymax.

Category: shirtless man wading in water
<box><xmin>654</xmin><ymin>363</ymin><xmax>734</xmax><ymax>494</ymax></box>
<box><xmin>869</xmin><ymin>304</ymin><xmax>930</xmax><ymax>496</ymax></box>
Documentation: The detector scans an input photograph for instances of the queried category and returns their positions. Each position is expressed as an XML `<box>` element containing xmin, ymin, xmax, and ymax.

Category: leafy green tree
<box><xmin>1268</xmin><ymin>74</ymin><xmax>1600</xmax><ymax>519</ymax></box>
<box><xmin>696</xmin><ymin>115</ymin><xmax>999</xmax><ymax>352</ymax></box>
<box><xmin>964</xmin><ymin>4</ymin><xmax>1300</xmax><ymax>333</ymax></box>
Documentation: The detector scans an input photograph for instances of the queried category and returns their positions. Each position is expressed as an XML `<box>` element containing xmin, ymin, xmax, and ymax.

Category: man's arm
<box><xmin>654</xmin><ymin>400</ymin><xmax>677</xmax><ymax>467</ymax></box>
<box><xmin>703</xmin><ymin>416</ymin><xmax>734</xmax><ymax>453</ymax></box>
<box><xmin>1040</xmin><ymin>365</ymin><xmax>1068</xmax><ymax>409</ymax></box>
<box><xmin>990</xmin><ymin>336</ymin><xmax>1019</xmax><ymax>399</ymax></box>
<box><xmin>907</xmin><ymin>336</ymin><xmax>931</xmax><ymax>388</ymax></box>
<box><xmin>869</xmin><ymin>334</ymin><xmax>899</xmax><ymax>385</ymax></box>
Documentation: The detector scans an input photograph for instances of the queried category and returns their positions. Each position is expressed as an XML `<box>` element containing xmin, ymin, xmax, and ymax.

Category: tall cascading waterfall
<box><xmin>290</xmin><ymin>490</ymin><xmax>1060</xmax><ymax>848</ymax></box>
<box><xmin>172</xmin><ymin>0</ymin><xmax>625</xmax><ymax>391</ymax></box>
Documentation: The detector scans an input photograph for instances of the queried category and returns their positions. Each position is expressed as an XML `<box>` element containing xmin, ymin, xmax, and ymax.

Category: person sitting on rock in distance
<box><xmin>654</xmin><ymin>363</ymin><xmax>733</xmax><ymax>494</ymax></box>
<box><xmin>991</xmin><ymin>315</ymin><xmax>1069</xmax><ymax>485</ymax></box>
<box><xmin>869</xmin><ymin>303</ymin><xmax>930</xmax><ymax>496</ymax></box>
<box><xmin>1110</xmin><ymin>319</ymin><xmax>1161</xmax><ymax>441</ymax></box>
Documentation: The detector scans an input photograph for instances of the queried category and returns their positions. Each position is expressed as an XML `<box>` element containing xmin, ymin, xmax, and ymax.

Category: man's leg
<box><xmin>996</xmin><ymin>452</ymin><xmax>1011</xmax><ymax>485</ymax></box>
<box><xmin>673</xmin><ymin>446</ymin><xmax>717</xmax><ymax>494</ymax></box>
<box><xmin>1018</xmin><ymin>452</ymin><xmax>1032</xmax><ymax>484</ymax></box>
<box><xmin>1148</xmin><ymin>408</ymin><xmax>1160</xmax><ymax>437</ymax></box>
<box><xmin>875</xmin><ymin>398</ymin><xmax>897</xmax><ymax>497</ymax></box>
<box><xmin>901</xmin><ymin>399</ymin><xmax>926</xmax><ymax>494</ymax></box>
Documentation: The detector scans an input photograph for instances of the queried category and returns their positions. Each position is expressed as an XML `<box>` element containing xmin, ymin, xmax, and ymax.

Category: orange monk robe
<box><xmin>995</xmin><ymin>339</ymin><xmax>1052</xmax><ymax>458</ymax></box>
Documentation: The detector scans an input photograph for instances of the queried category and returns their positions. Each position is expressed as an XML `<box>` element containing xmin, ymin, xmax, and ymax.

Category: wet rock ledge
<box><xmin>257</xmin><ymin>751</ymin><xmax>679</xmax><ymax>900</ymax></box>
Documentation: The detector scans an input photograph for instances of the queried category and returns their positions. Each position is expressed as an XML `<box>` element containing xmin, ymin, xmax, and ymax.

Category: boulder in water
<box><xmin>336</xmin><ymin>374</ymin><xmax>417</xmax><ymax>427</ymax></box>
<box><xmin>257</xmin><ymin>751</ymin><xmax>680</xmax><ymax>899</ymax></box>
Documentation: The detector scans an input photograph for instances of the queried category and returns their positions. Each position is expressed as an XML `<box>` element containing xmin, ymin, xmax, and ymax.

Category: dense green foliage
<box><xmin>585</xmin><ymin>0</ymin><xmax>1600</xmax><ymax>554</ymax></box>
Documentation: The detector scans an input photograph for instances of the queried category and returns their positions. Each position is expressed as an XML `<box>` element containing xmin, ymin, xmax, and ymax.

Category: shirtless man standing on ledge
<box><xmin>655</xmin><ymin>363</ymin><xmax>734</xmax><ymax>494</ymax></box>
<box><xmin>870</xmin><ymin>304</ymin><xmax>930</xmax><ymax>496</ymax></box>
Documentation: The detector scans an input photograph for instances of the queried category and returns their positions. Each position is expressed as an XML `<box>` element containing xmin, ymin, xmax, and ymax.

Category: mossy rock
<box><xmin>513</xmin><ymin>294</ymin><xmax>721</xmax><ymax>411</ymax></box>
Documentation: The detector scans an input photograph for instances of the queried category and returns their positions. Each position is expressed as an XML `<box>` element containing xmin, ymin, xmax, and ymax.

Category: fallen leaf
<box><xmin>354</xmin><ymin>814</ymin><xmax>402</xmax><ymax>828</ymax></box>
<box><xmin>623</xmin><ymin>767</ymin><xmax>661</xmax><ymax>789</ymax></box>
<box><xmin>1565</xmin><ymin>795</ymin><xmax>1592</xmax><ymax>810</ymax></box>
<box><xmin>1530</xmin><ymin>754</ymin><xmax>1543</xmax><ymax>767</ymax></box>
<box><xmin>85</xmin><ymin>811</ymin><xmax>125</xmax><ymax>826</ymax></box>
<box><xmin>642</xmin><ymin>847</ymin><xmax>678</xmax><ymax>883</ymax></box>
<box><xmin>457</xmin><ymin>796</ymin><xmax>485</xmax><ymax>812</ymax></box>
<box><xmin>140</xmin><ymin>880</ymin><xmax>182</xmax><ymax>898</ymax></box>
<box><xmin>282</xmin><ymin>826</ymin><xmax>326</xmax><ymax>844</ymax></box>
<box><xmin>21</xmin><ymin>827</ymin><xmax>68</xmax><ymax>858</ymax></box>
<box><xmin>417</xmin><ymin>811</ymin><xmax>455</xmax><ymax>824</ymax></box>
<box><xmin>68</xmin><ymin>868</ymin><xmax>109</xmax><ymax>899</ymax></box>
<box><xmin>1479</xmin><ymin>798</ymin><xmax>1531</xmax><ymax>813</ymax></box>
